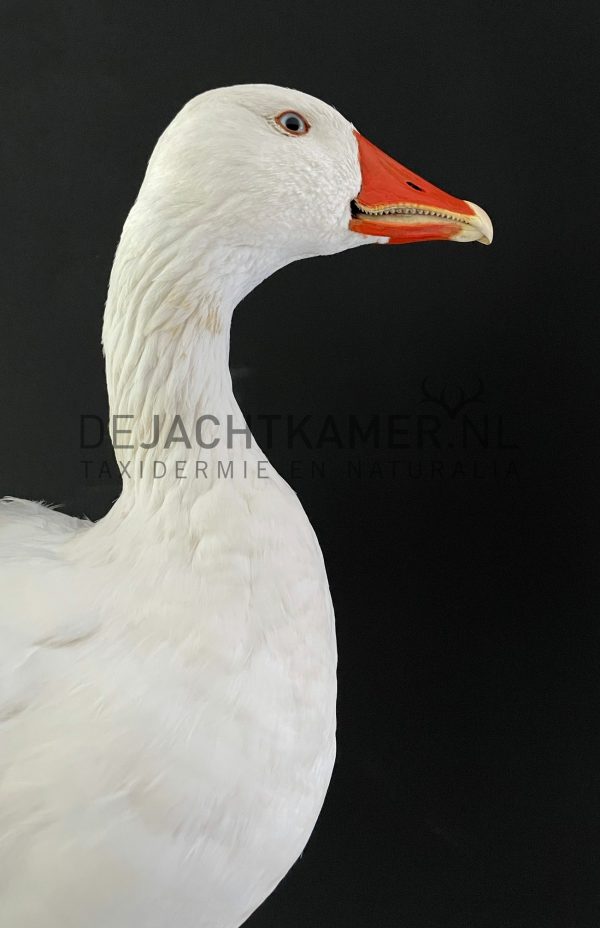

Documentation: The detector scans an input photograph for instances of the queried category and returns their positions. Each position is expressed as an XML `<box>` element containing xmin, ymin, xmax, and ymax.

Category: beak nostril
<box><xmin>406</xmin><ymin>181</ymin><xmax>424</xmax><ymax>192</ymax></box>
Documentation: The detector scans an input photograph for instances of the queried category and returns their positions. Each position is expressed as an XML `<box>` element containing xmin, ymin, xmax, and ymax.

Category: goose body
<box><xmin>0</xmin><ymin>85</ymin><xmax>492</xmax><ymax>927</ymax></box>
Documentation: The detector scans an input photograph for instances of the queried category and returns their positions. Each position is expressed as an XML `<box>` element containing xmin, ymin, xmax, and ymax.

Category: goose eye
<box><xmin>275</xmin><ymin>111</ymin><xmax>310</xmax><ymax>136</ymax></box>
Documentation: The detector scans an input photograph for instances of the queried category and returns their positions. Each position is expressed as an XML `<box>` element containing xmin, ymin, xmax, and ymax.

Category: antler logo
<box><xmin>421</xmin><ymin>377</ymin><xmax>484</xmax><ymax>419</ymax></box>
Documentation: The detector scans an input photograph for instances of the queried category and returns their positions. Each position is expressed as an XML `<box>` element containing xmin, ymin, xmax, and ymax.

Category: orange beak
<box><xmin>349</xmin><ymin>131</ymin><xmax>493</xmax><ymax>246</ymax></box>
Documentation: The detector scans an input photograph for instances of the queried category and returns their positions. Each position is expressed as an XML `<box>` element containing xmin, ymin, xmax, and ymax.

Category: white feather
<box><xmin>0</xmin><ymin>85</ymin><xmax>374</xmax><ymax>927</ymax></box>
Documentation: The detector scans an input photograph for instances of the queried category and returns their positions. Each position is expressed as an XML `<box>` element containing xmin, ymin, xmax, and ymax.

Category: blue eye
<box><xmin>275</xmin><ymin>111</ymin><xmax>310</xmax><ymax>135</ymax></box>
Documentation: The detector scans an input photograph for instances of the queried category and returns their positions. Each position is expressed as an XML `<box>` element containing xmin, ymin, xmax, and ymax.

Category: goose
<box><xmin>0</xmin><ymin>84</ymin><xmax>492</xmax><ymax>928</ymax></box>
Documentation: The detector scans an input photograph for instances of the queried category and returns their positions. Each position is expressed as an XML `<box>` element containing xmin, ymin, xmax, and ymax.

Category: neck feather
<box><xmin>102</xmin><ymin>200</ymin><xmax>269</xmax><ymax>494</ymax></box>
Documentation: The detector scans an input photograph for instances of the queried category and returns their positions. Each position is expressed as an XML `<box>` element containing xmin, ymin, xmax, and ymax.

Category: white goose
<box><xmin>0</xmin><ymin>85</ymin><xmax>492</xmax><ymax>928</ymax></box>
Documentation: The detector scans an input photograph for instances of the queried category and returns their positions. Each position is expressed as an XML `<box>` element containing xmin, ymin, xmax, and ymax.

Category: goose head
<box><xmin>137</xmin><ymin>83</ymin><xmax>492</xmax><ymax>279</ymax></box>
<box><xmin>104</xmin><ymin>84</ymin><xmax>493</xmax><ymax>473</ymax></box>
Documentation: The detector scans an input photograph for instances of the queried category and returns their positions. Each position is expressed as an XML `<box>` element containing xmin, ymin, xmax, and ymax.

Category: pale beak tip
<box><xmin>465</xmin><ymin>200</ymin><xmax>494</xmax><ymax>245</ymax></box>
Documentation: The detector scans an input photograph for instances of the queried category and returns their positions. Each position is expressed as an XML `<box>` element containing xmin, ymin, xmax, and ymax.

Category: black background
<box><xmin>1</xmin><ymin>2</ymin><xmax>599</xmax><ymax>925</ymax></box>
